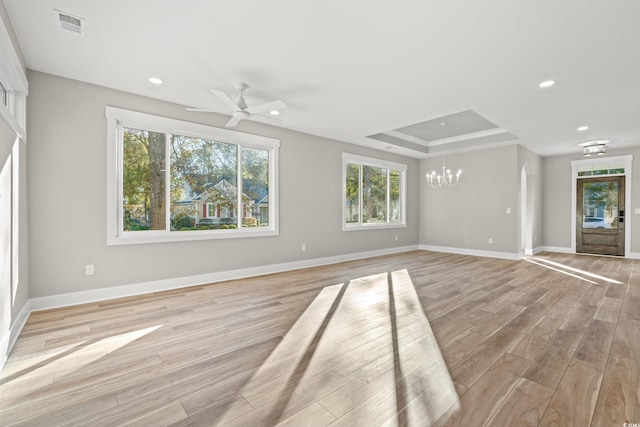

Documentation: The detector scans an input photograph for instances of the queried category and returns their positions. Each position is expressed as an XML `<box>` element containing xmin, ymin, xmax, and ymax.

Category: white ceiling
<box><xmin>4</xmin><ymin>0</ymin><xmax>640</xmax><ymax>158</ymax></box>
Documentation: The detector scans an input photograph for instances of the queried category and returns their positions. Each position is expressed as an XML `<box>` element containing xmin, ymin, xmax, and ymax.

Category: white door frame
<box><xmin>571</xmin><ymin>155</ymin><xmax>633</xmax><ymax>257</ymax></box>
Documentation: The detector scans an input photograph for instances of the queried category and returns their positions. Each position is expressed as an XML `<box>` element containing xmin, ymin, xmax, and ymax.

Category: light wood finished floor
<box><xmin>1</xmin><ymin>251</ymin><xmax>639</xmax><ymax>426</ymax></box>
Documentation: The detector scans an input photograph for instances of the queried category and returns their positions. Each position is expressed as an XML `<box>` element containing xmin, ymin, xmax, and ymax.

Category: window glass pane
<box><xmin>170</xmin><ymin>135</ymin><xmax>237</xmax><ymax>231</ymax></box>
<box><xmin>362</xmin><ymin>166</ymin><xmax>387</xmax><ymax>224</ymax></box>
<box><xmin>592</xmin><ymin>169</ymin><xmax>609</xmax><ymax>175</ymax></box>
<box><xmin>242</xmin><ymin>147</ymin><xmax>269</xmax><ymax>228</ymax></box>
<box><xmin>582</xmin><ymin>180</ymin><xmax>618</xmax><ymax>229</ymax></box>
<box><xmin>122</xmin><ymin>127</ymin><xmax>166</xmax><ymax>231</ymax></box>
<box><xmin>389</xmin><ymin>170</ymin><xmax>400</xmax><ymax>223</ymax></box>
<box><xmin>577</xmin><ymin>171</ymin><xmax>592</xmax><ymax>177</ymax></box>
<box><xmin>109</xmin><ymin>107</ymin><xmax>279</xmax><ymax>244</ymax></box>
<box><xmin>345</xmin><ymin>164</ymin><xmax>360</xmax><ymax>223</ymax></box>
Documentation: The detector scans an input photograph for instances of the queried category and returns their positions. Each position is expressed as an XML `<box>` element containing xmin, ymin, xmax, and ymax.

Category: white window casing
<box><xmin>106</xmin><ymin>107</ymin><xmax>279</xmax><ymax>245</ymax></box>
<box><xmin>342</xmin><ymin>152</ymin><xmax>407</xmax><ymax>231</ymax></box>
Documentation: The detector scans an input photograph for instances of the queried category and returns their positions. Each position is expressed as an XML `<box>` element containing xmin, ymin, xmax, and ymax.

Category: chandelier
<box><xmin>426</xmin><ymin>122</ymin><xmax>462</xmax><ymax>188</ymax></box>
<box><xmin>426</xmin><ymin>159</ymin><xmax>462</xmax><ymax>188</ymax></box>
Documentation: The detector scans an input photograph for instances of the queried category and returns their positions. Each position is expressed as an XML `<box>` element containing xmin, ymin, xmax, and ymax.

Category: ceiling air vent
<box><xmin>54</xmin><ymin>9</ymin><xmax>85</xmax><ymax>34</ymax></box>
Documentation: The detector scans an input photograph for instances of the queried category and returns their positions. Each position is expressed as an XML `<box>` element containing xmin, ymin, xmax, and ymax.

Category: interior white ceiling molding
<box><xmin>425</xmin><ymin>128</ymin><xmax>512</xmax><ymax>147</ymax></box>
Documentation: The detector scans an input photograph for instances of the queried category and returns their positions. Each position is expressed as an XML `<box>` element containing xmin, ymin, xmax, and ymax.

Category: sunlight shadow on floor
<box><xmin>0</xmin><ymin>324</ymin><xmax>163</xmax><ymax>385</ymax></box>
<box><xmin>531</xmin><ymin>257</ymin><xmax>623</xmax><ymax>284</ymax></box>
<box><xmin>215</xmin><ymin>269</ymin><xmax>459</xmax><ymax>426</ymax></box>
<box><xmin>524</xmin><ymin>258</ymin><xmax>599</xmax><ymax>285</ymax></box>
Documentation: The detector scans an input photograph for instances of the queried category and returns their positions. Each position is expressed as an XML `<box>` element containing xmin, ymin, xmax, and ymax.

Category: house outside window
<box><xmin>342</xmin><ymin>153</ymin><xmax>407</xmax><ymax>230</ymax></box>
<box><xmin>106</xmin><ymin>107</ymin><xmax>279</xmax><ymax>245</ymax></box>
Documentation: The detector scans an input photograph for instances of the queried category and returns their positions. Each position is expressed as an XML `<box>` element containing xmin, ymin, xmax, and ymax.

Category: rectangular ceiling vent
<box><xmin>54</xmin><ymin>9</ymin><xmax>85</xmax><ymax>34</ymax></box>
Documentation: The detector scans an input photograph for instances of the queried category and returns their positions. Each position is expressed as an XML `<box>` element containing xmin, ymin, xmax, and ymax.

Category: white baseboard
<box><xmin>419</xmin><ymin>245</ymin><xmax>521</xmax><ymax>260</ymax></box>
<box><xmin>1</xmin><ymin>299</ymin><xmax>32</xmax><ymax>371</ymax></box>
<box><xmin>541</xmin><ymin>246</ymin><xmax>640</xmax><ymax>260</ymax></box>
<box><xmin>27</xmin><ymin>245</ymin><xmax>419</xmax><ymax>313</ymax></box>
<box><xmin>540</xmin><ymin>246</ymin><xmax>574</xmax><ymax>254</ymax></box>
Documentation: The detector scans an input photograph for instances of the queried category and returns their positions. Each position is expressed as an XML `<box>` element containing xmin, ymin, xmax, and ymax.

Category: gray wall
<box><xmin>26</xmin><ymin>71</ymin><xmax>419</xmax><ymax>298</ymax></box>
<box><xmin>419</xmin><ymin>145</ymin><xmax>522</xmax><ymax>254</ymax></box>
<box><xmin>542</xmin><ymin>146</ymin><xmax>640</xmax><ymax>253</ymax></box>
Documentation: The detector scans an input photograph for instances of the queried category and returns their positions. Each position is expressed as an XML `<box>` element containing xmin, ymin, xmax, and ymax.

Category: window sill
<box><xmin>343</xmin><ymin>223</ymin><xmax>407</xmax><ymax>232</ymax></box>
<box><xmin>107</xmin><ymin>228</ymin><xmax>278</xmax><ymax>246</ymax></box>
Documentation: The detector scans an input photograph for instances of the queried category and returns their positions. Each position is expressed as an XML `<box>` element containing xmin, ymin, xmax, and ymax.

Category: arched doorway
<box><xmin>521</xmin><ymin>165</ymin><xmax>533</xmax><ymax>256</ymax></box>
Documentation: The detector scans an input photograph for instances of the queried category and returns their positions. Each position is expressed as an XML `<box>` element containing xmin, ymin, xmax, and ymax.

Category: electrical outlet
<box><xmin>395</xmin><ymin>235</ymin><xmax>398</xmax><ymax>241</ymax></box>
<box><xmin>488</xmin><ymin>238</ymin><xmax>493</xmax><ymax>244</ymax></box>
<box><xmin>506</xmin><ymin>208</ymin><xmax>511</xmax><ymax>214</ymax></box>
<box><xmin>301</xmin><ymin>244</ymin><xmax>306</xmax><ymax>252</ymax></box>
<box><xmin>85</xmin><ymin>264</ymin><xmax>94</xmax><ymax>276</ymax></box>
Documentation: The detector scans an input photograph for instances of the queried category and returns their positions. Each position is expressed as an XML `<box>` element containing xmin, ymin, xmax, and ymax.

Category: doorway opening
<box><xmin>520</xmin><ymin>165</ymin><xmax>533</xmax><ymax>256</ymax></box>
<box><xmin>571</xmin><ymin>155</ymin><xmax>632</xmax><ymax>257</ymax></box>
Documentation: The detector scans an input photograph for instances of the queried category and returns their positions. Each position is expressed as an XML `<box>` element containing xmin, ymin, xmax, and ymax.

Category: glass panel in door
<box><xmin>582</xmin><ymin>180</ymin><xmax>618</xmax><ymax>230</ymax></box>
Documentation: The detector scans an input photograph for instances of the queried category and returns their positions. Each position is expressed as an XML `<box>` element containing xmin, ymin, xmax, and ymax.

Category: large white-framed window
<box><xmin>106</xmin><ymin>107</ymin><xmax>279</xmax><ymax>245</ymax></box>
<box><xmin>343</xmin><ymin>153</ymin><xmax>407</xmax><ymax>231</ymax></box>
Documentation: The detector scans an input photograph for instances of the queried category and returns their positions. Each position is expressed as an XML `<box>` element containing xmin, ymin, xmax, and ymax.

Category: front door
<box><xmin>576</xmin><ymin>176</ymin><xmax>625</xmax><ymax>256</ymax></box>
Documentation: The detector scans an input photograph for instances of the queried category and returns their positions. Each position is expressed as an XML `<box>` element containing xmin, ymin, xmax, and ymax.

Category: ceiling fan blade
<box><xmin>186</xmin><ymin>107</ymin><xmax>226</xmax><ymax>113</ymax></box>
<box><xmin>211</xmin><ymin>89</ymin><xmax>240</xmax><ymax>111</ymax></box>
<box><xmin>226</xmin><ymin>115</ymin><xmax>242</xmax><ymax>127</ymax></box>
<box><xmin>246</xmin><ymin>100</ymin><xmax>287</xmax><ymax>115</ymax></box>
<box><xmin>250</xmin><ymin>113</ymin><xmax>283</xmax><ymax>123</ymax></box>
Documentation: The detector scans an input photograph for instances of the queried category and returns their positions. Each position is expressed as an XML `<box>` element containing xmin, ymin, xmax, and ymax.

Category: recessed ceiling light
<box><xmin>577</xmin><ymin>126</ymin><xmax>589</xmax><ymax>132</ymax></box>
<box><xmin>538</xmin><ymin>80</ymin><xmax>556</xmax><ymax>88</ymax></box>
<box><xmin>269</xmin><ymin>110</ymin><xmax>280</xmax><ymax>116</ymax></box>
<box><xmin>577</xmin><ymin>139</ymin><xmax>610</xmax><ymax>147</ymax></box>
<box><xmin>148</xmin><ymin>77</ymin><xmax>163</xmax><ymax>85</ymax></box>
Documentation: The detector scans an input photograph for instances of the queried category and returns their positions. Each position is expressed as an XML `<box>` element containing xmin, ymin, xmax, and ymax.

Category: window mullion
<box><xmin>358</xmin><ymin>164</ymin><xmax>363</xmax><ymax>225</ymax></box>
<box><xmin>165</xmin><ymin>133</ymin><xmax>171</xmax><ymax>231</ymax></box>
<box><xmin>386</xmin><ymin>169</ymin><xmax>390</xmax><ymax>224</ymax></box>
<box><xmin>237</xmin><ymin>144</ymin><xmax>243</xmax><ymax>229</ymax></box>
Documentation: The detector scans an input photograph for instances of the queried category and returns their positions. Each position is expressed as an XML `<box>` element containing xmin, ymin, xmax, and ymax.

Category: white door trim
<box><xmin>571</xmin><ymin>154</ymin><xmax>633</xmax><ymax>257</ymax></box>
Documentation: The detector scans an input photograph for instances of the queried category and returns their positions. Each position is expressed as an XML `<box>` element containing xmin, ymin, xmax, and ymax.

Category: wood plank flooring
<box><xmin>1</xmin><ymin>251</ymin><xmax>639</xmax><ymax>426</ymax></box>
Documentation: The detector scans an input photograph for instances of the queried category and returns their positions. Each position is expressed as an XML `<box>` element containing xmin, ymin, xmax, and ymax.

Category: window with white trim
<box><xmin>343</xmin><ymin>153</ymin><xmax>407</xmax><ymax>230</ymax></box>
<box><xmin>106</xmin><ymin>107</ymin><xmax>279</xmax><ymax>245</ymax></box>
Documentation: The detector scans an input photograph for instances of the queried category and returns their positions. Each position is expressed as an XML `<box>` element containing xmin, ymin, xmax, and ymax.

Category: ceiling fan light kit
<box><xmin>186</xmin><ymin>82</ymin><xmax>286</xmax><ymax>127</ymax></box>
<box><xmin>583</xmin><ymin>143</ymin><xmax>607</xmax><ymax>157</ymax></box>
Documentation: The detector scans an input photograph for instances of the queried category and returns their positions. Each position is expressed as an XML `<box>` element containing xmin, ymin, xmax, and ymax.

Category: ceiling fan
<box><xmin>186</xmin><ymin>83</ymin><xmax>286</xmax><ymax>127</ymax></box>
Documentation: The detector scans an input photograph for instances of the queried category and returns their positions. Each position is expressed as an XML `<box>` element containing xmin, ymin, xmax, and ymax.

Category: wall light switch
<box><xmin>506</xmin><ymin>208</ymin><xmax>511</xmax><ymax>214</ymax></box>
<box><xmin>85</xmin><ymin>264</ymin><xmax>94</xmax><ymax>276</ymax></box>
<box><xmin>635</xmin><ymin>208</ymin><xmax>640</xmax><ymax>215</ymax></box>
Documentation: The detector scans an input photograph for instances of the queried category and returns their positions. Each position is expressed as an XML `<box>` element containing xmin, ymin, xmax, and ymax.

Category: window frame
<box><xmin>106</xmin><ymin>106</ymin><xmax>279</xmax><ymax>245</ymax></box>
<box><xmin>342</xmin><ymin>152</ymin><xmax>407</xmax><ymax>231</ymax></box>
